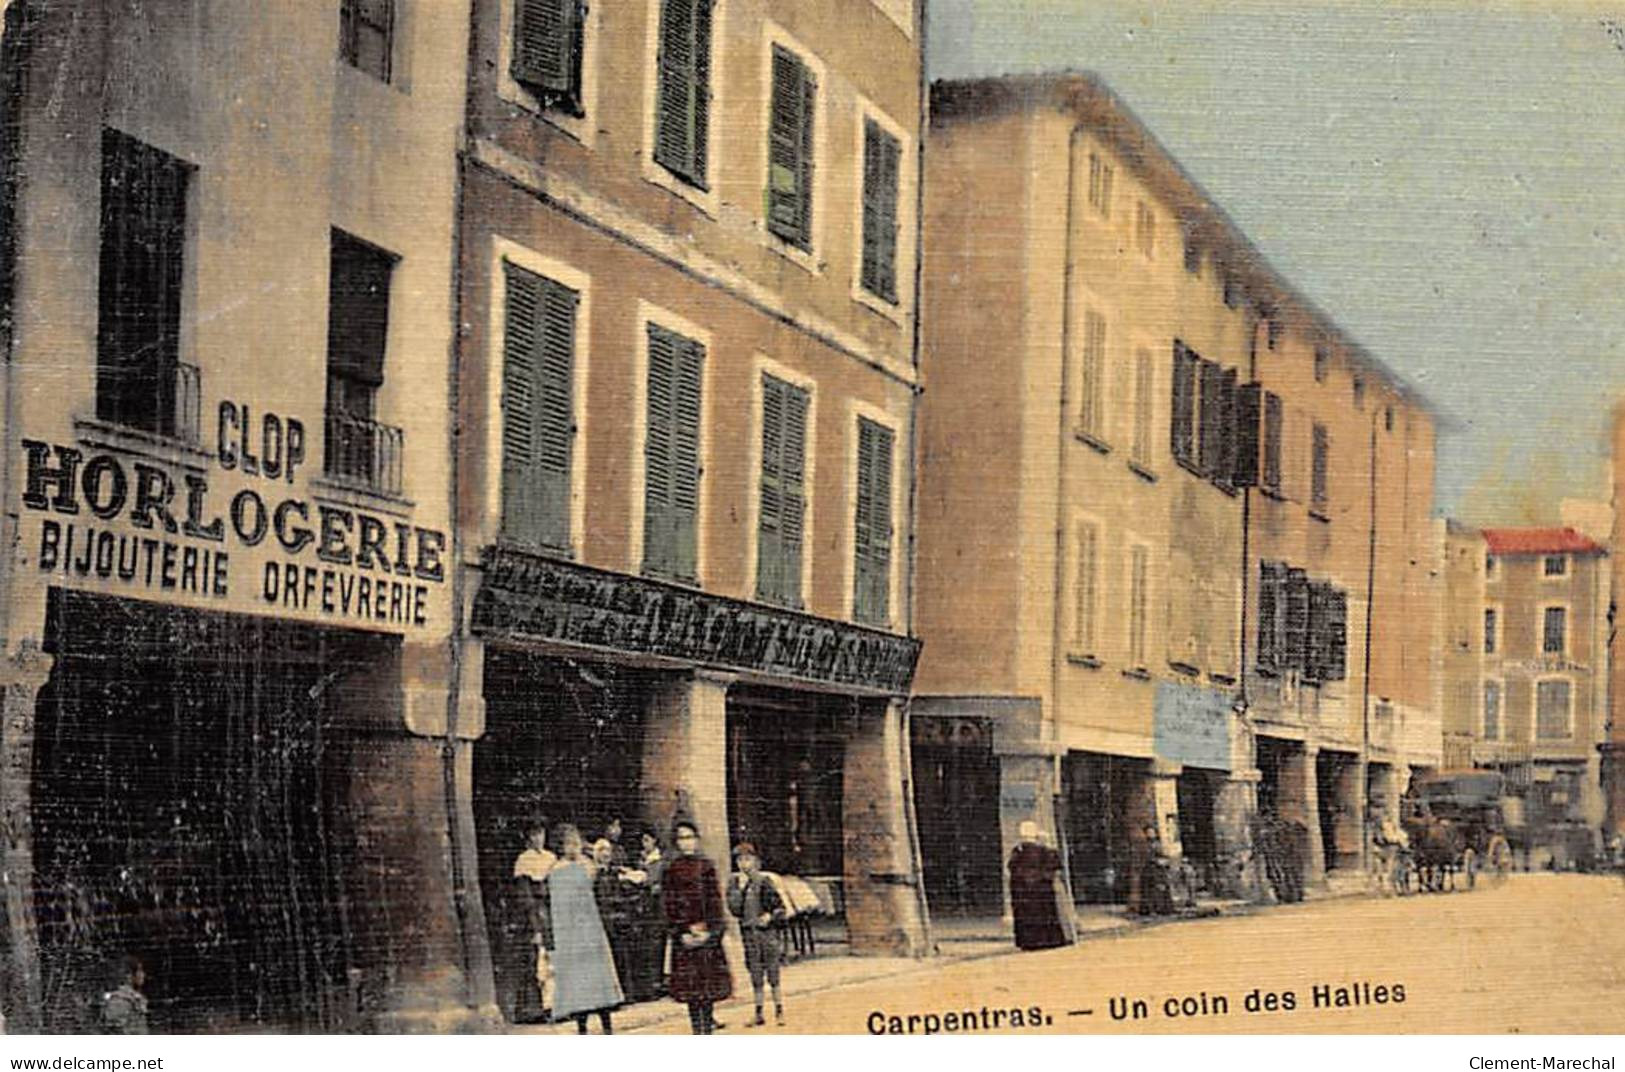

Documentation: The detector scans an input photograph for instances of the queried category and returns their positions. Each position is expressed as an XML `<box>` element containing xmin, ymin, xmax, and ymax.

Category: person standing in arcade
<box><xmin>1007</xmin><ymin>819</ymin><xmax>1070</xmax><ymax>951</ymax></box>
<box><xmin>661</xmin><ymin>819</ymin><xmax>732</xmax><ymax>1034</ymax></box>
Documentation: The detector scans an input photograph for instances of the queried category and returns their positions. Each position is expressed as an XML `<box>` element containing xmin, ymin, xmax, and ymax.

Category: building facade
<box><xmin>914</xmin><ymin>73</ymin><xmax>1443</xmax><ymax>917</ymax></box>
<box><xmin>1608</xmin><ymin>404</ymin><xmax>1625</xmax><ymax>842</ymax></box>
<box><xmin>1473</xmin><ymin>527</ymin><xmax>1609</xmax><ymax>862</ymax></box>
<box><xmin>0</xmin><ymin>0</ymin><xmax>470</xmax><ymax>1031</ymax></box>
<box><xmin>452</xmin><ymin>0</ymin><xmax>930</xmax><ymax>1019</ymax></box>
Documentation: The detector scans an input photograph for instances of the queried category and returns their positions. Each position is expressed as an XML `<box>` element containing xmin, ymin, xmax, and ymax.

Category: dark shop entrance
<box><xmin>472</xmin><ymin>649</ymin><xmax>655</xmax><ymax>1021</ymax></box>
<box><xmin>725</xmin><ymin>687</ymin><xmax>846</xmax><ymax>882</ymax></box>
<box><xmin>30</xmin><ymin>588</ymin><xmax>395</xmax><ymax>1033</ymax></box>
<box><xmin>1176</xmin><ymin>767</ymin><xmax>1224</xmax><ymax>892</ymax></box>
<box><xmin>1062</xmin><ymin>752</ymin><xmax>1148</xmax><ymax>905</ymax></box>
<box><xmin>909</xmin><ymin>716</ymin><xmax>1002</xmax><ymax>915</ymax></box>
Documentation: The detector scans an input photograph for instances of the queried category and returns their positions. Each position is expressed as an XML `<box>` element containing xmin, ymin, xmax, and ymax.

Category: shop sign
<box><xmin>471</xmin><ymin>545</ymin><xmax>920</xmax><ymax>693</ymax></box>
<box><xmin>19</xmin><ymin>414</ymin><xmax>447</xmax><ymax>629</ymax></box>
<box><xmin>1153</xmin><ymin>680</ymin><xmax>1233</xmax><ymax>771</ymax></box>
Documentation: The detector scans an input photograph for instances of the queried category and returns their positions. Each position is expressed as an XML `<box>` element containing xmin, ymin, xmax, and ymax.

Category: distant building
<box><xmin>1463</xmin><ymin>526</ymin><xmax>1609</xmax><ymax>860</ymax></box>
<box><xmin>1606</xmin><ymin>404</ymin><xmax>1625</xmax><ymax>841</ymax></box>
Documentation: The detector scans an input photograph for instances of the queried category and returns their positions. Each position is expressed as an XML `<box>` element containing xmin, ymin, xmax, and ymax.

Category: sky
<box><xmin>928</xmin><ymin>0</ymin><xmax>1625</xmax><ymax>527</ymax></box>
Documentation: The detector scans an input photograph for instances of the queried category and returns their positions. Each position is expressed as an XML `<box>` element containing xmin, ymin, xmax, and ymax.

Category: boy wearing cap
<box><xmin>727</xmin><ymin>842</ymin><xmax>787</xmax><ymax>1027</ymax></box>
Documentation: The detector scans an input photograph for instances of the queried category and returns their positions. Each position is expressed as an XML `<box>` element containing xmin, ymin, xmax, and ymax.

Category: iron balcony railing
<box><xmin>323</xmin><ymin>409</ymin><xmax>403</xmax><ymax>497</ymax></box>
<box><xmin>95</xmin><ymin>360</ymin><xmax>202</xmax><ymax>445</ymax></box>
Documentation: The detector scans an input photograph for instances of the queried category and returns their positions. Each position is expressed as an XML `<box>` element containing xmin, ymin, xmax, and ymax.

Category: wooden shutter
<box><xmin>1282</xmin><ymin>567</ymin><xmax>1310</xmax><ymax>673</ymax></box>
<box><xmin>758</xmin><ymin>375</ymin><xmax>809</xmax><ymax>607</ymax></box>
<box><xmin>1074</xmin><ymin>524</ymin><xmax>1098</xmax><ymax>652</ymax></box>
<box><xmin>1325</xmin><ymin>588</ymin><xmax>1348</xmax><ymax>681</ymax></box>
<box><xmin>1129</xmin><ymin>545</ymin><xmax>1149</xmax><ymax>667</ymax></box>
<box><xmin>501</xmin><ymin>262</ymin><xmax>576</xmax><ymax>550</ymax></box>
<box><xmin>655</xmin><ymin>0</ymin><xmax>712</xmax><ymax>186</ymax></box>
<box><xmin>644</xmin><ymin>325</ymin><xmax>704</xmax><ymax>580</ymax></box>
<box><xmin>1232</xmin><ymin>382</ymin><xmax>1262</xmax><ymax>488</ymax></box>
<box><xmin>1311</xmin><ymin>422</ymin><xmax>1329</xmax><ymax>510</ymax></box>
<box><xmin>1262</xmin><ymin>391</ymin><xmax>1283</xmax><ymax>493</ymax></box>
<box><xmin>1256</xmin><ymin>561</ymin><xmax>1281</xmax><ymax>671</ymax></box>
<box><xmin>1304</xmin><ymin>581</ymin><xmax>1329</xmax><ymax>682</ymax></box>
<box><xmin>1132</xmin><ymin>349</ymin><xmax>1153</xmax><ymax>466</ymax></box>
<box><xmin>768</xmin><ymin>46</ymin><xmax>815</xmax><ymax>249</ymax></box>
<box><xmin>854</xmin><ymin>418</ymin><xmax>894</xmax><ymax>624</ymax></box>
<box><xmin>512</xmin><ymin>0</ymin><xmax>584</xmax><ymax>114</ymax></box>
<box><xmin>1170</xmin><ymin>341</ymin><xmax>1195</xmax><ymax>466</ymax></box>
<box><xmin>1198</xmin><ymin>359</ymin><xmax>1224</xmax><ymax>477</ymax></box>
<box><xmin>1217</xmin><ymin>366</ymin><xmax>1238</xmax><ymax>487</ymax></box>
<box><xmin>861</xmin><ymin>119</ymin><xmax>901</xmax><ymax>303</ymax></box>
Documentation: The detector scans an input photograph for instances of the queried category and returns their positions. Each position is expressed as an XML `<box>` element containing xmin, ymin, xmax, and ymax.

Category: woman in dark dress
<box><xmin>661</xmin><ymin>819</ymin><xmax>732</xmax><ymax>1034</ymax></box>
<box><xmin>1008</xmin><ymin>820</ymin><xmax>1069</xmax><ymax>951</ymax></box>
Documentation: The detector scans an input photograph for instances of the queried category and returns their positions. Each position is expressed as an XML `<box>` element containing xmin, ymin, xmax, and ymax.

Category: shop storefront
<box><xmin>908</xmin><ymin>716</ymin><xmax>1003</xmax><ymax>916</ymax></box>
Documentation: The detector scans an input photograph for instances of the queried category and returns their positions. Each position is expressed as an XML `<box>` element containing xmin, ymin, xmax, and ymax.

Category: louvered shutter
<box><xmin>1304</xmin><ymin>581</ymin><xmax>1330</xmax><ymax>682</ymax></box>
<box><xmin>768</xmin><ymin>46</ymin><xmax>815</xmax><ymax>249</ymax></box>
<box><xmin>1217</xmin><ymin>366</ymin><xmax>1239</xmax><ymax>487</ymax></box>
<box><xmin>780</xmin><ymin>382</ymin><xmax>809</xmax><ymax>607</ymax></box>
<box><xmin>861</xmin><ymin>120</ymin><xmax>901</xmax><ymax>303</ymax></box>
<box><xmin>511</xmin><ymin>0</ymin><xmax>583</xmax><ymax>113</ymax></box>
<box><xmin>1256</xmin><ymin>561</ymin><xmax>1280</xmax><ymax>671</ymax></box>
<box><xmin>1282</xmin><ymin>567</ymin><xmax>1310</xmax><ymax>673</ymax></box>
<box><xmin>1311</xmin><ymin>422</ymin><xmax>1329</xmax><ymax>510</ymax></box>
<box><xmin>1262</xmin><ymin>391</ymin><xmax>1283</xmax><ymax>493</ymax></box>
<box><xmin>655</xmin><ymin>0</ymin><xmax>711</xmax><ymax>186</ymax></box>
<box><xmin>1198</xmin><ymin>359</ymin><xmax>1224</xmax><ymax>477</ymax></box>
<box><xmin>854</xmin><ymin>418</ymin><xmax>894</xmax><ymax>624</ymax></box>
<box><xmin>1075</xmin><ymin>525</ymin><xmax>1098</xmax><ymax>652</ymax></box>
<box><xmin>757</xmin><ymin>377</ymin><xmax>785</xmax><ymax>602</ymax></box>
<box><xmin>1170</xmin><ymin>342</ymin><xmax>1195</xmax><ymax>466</ymax></box>
<box><xmin>643</xmin><ymin>324</ymin><xmax>676</xmax><ymax>575</ymax></box>
<box><xmin>671</xmin><ymin>335</ymin><xmax>703</xmax><ymax>580</ymax></box>
<box><xmin>501</xmin><ymin>263</ymin><xmax>575</xmax><ymax>550</ymax></box>
<box><xmin>1232</xmin><ymin>382</ymin><xmax>1262</xmax><ymax>488</ymax></box>
<box><xmin>1325</xmin><ymin>588</ymin><xmax>1348</xmax><ymax>681</ymax></box>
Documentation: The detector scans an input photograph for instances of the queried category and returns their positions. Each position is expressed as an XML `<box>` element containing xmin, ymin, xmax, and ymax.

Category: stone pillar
<box><xmin>994</xmin><ymin>751</ymin><xmax>1060</xmax><ymax>922</ymax></box>
<box><xmin>1213</xmin><ymin>768</ymin><xmax>1260</xmax><ymax>900</ymax></box>
<box><xmin>1330</xmin><ymin>758</ymin><xmax>1366</xmax><ymax>873</ymax></box>
<box><xmin>0</xmin><ymin>643</ymin><xmax>52</xmax><ymax>1033</ymax></box>
<box><xmin>638</xmin><ymin>671</ymin><xmax>747</xmax><ymax>990</ymax></box>
<box><xmin>331</xmin><ymin>639</ymin><xmax>482</xmax><ymax>1032</ymax></box>
<box><xmin>1147</xmin><ymin>759</ymin><xmax>1184</xmax><ymax>861</ymax></box>
<box><xmin>1602</xmin><ymin>745</ymin><xmax>1625</xmax><ymax>840</ymax></box>
<box><xmin>842</xmin><ymin>698</ymin><xmax>928</xmax><ymax>957</ymax></box>
<box><xmin>1275</xmin><ymin>743</ymin><xmax>1326</xmax><ymax>889</ymax></box>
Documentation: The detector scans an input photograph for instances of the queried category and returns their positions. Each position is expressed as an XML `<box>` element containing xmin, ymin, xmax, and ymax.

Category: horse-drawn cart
<box><xmin>1392</xmin><ymin>770</ymin><xmax>1515</xmax><ymax>894</ymax></box>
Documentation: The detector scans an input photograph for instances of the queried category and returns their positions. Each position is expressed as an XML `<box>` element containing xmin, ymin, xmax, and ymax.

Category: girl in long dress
<box><xmin>661</xmin><ymin>819</ymin><xmax>732</xmax><ymax>1034</ymax></box>
<box><xmin>547</xmin><ymin>824</ymin><xmax>625</xmax><ymax>1033</ymax></box>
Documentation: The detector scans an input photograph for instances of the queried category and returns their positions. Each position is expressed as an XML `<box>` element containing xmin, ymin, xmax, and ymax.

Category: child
<box><xmin>101</xmin><ymin>956</ymin><xmax>148</xmax><ymax>1034</ymax></box>
<box><xmin>726</xmin><ymin>842</ymin><xmax>786</xmax><ymax>1027</ymax></box>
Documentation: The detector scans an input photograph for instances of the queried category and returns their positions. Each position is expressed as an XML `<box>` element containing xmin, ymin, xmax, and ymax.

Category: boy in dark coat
<box><xmin>661</xmin><ymin>819</ymin><xmax>732</xmax><ymax>1034</ymax></box>
<box><xmin>727</xmin><ymin>843</ymin><xmax>786</xmax><ymax>1027</ymax></box>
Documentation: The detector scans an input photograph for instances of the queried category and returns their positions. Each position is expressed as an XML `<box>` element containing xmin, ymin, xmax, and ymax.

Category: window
<box><xmin>757</xmin><ymin>374</ymin><xmax>809</xmax><ymax>608</ymax></box>
<box><xmin>1127</xmin><ymin>544</ymin><xmax>1149</xmax><ymax>668</ymax></box>
<box><xmin>1536</xmin><ymin>679</ymin><xmax>1572</xmax><ymax>740</ymax></box>
<box><xmin>1135</xmin><ymin>201</ymin><xmax>1155</xmax><ymax>258</ymax></box>
<box><xmin>1542</xmin><ymin>606</ymin><xmax>1567</xmax><ymax>654</ymax></box>
<box><xmin>1543</xmin><ymin>555</ymin><xmax>1568</xmax><ymax>578</ymax></box>
<box><xmin>511</xmin><ymin>0</ymin><xmax>586</xmax><ymax>115</ymax></box>
<box><xmin>501</xmin><ymin>261</ymin><xmax>579</xmax><ymax>551</ymax></box>
<box><xmin>1257</xmin><ymin>562</ymin><xmax>1284</xmax><ymax>672</ymax></box>
<box><xmin>766</xmin><ymin>44</ymin><xmax>816</xmax><ymax>250</ymax></box>
<box><xmin>1483</xmin><ymin>680</ymin><xmax>1501</xmax><ymax>740</ymax></box>
<box><xmin>1087</xmin><ymin>152</ymin><xmax>1112</xmax><ymax>217</ymax></box>
<box><xmin>1313</xmin><ymin>347</ymin><xmax>1328</xmax><ymax>383</ymax></box>
<box><xmin>1303</xmin><ymin>581</ymin><xmax>1348</xmax><ymax>683</ymax></box>
<box><xmin>1384</xmin><ymin>405</ymin><xmax>1395</xmax><ymax>433</ymax></box>
<box><xmin>1072</xmin><ymin>521</ymin><xmax>1099</xmax><ymax>654</ymax></box>
<box><xmin>97</xmin><ymin>129</ymin><xmax>193</xmax><ymax>439</ymax></box>
<box><xmin>1222</xmin><ymin>275</ymin><xmax>1239</xmax><ymax>310</ymax></box>
<box><xmin>1261</xmin><ymin>391</ymin><xmax>1283</xmax><ymax>494</ymax></box>
<box><xmin>643</xmin><ymin>324</ymin><xmax>705</xmax><ymax>582</ymax></box>
<box><xmin>1182</xmin><ymin>238</ymin><xmax>1200</xmax><ymax>275</ymax></box>
<box><xmin>853</xmin><ymin>417</ymin><xmax>895</xmax><ymax>624</ymax></box>
<box><xmin>325</xmin><ymin>232</ymin><xmax>400</xmax><ymax>494</ymax></box>
<box><xmin>1131</xmin><ymin>348</ymin><xmax>1153</xmax><ymax>468</ymax></box>
<box><xmin>1483</xmin><ymin>607</ymin><xmax>1498</xmax><ymax>654</ymax></box>
<box><xmin>653</xmin><ymin>0</ymin><xmax>714</xmax><ymax>189</ymax></box>
<box><xmin>1266</xmin><ymin>318</ymin><xmax>1282</xmax><ymax>351</ymax></box>
<box><xmin>1485</xmin><ymin>554</ymin><xmax>1497</xmax><ymax>577</ymax></box>
<box><xmin>1078</xmin><ymin>310</ymin><xmax>1106</xmax><ymax>440</ymax></box>
<box><xmin>860</xmin><ymin>118</ymin><xmax>901</xmax><ymax>303</ymax></box>
<box><xmin>1281</xmin><ymin>567</ymin><xmax>1311</xmax><ymax>673</ymax></box>
<box><xmin>1310</xmin><ymin>422</ymin><xmax>1329</xmax><ymax>513</ymax></box>
<box><xmin>1352</xmin><ymin>375</ymin><xmax>1365</xmax><ymax>410</ymax></box>
<box><xmin>340</xmin><ymin>0</ymin><xmax>394</xmax><ymax>82</ymax></box>
<box><xmin>1170</xmin><ymin>341</ymin><xmax>1197</xmax><ymax>468</ymax></box>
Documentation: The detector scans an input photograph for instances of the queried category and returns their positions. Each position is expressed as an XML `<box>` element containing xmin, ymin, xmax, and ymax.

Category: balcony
<box><xmin>323</xmin><ymin>409</ymin><xmax>403</xmax><ymax>497</ymax></box>
<box><xmin>93</xmin><ymin>360</ymin><xmax>202</xmax><ymax>446</ymax></box>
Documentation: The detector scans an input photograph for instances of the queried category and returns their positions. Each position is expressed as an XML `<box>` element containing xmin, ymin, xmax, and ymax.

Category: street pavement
<box><xmin>563</xmin><ymin>873</ymin><xmax>1625</xmax><ymax>1035</ymax></box>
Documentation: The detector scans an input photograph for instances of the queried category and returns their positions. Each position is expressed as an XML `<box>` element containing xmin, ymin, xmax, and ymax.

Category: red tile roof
<box><xmin>1481</xmin><ymin>527</ymin><xmax>1607</xmax><ymax>556</ymax></box>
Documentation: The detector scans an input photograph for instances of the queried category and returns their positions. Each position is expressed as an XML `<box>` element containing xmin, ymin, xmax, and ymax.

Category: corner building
<box><xmin>453</xmin><ymin>0</ymin><xmax>929</xmax><ymax>1017</ymax></box>
<box><xmin>0</xmin><ymin>0</ymin><xmax>469</xmax><ymax>1030</ymax></box>
<box><xmin>914</xmin><ymin>73</ymin><xmax>1443</xmax><ymax>917</ymax></box>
